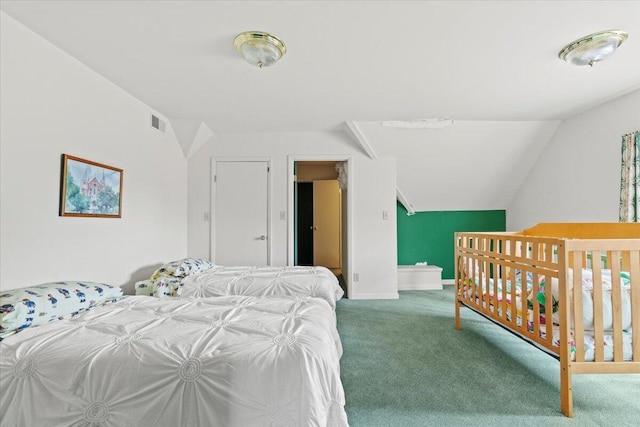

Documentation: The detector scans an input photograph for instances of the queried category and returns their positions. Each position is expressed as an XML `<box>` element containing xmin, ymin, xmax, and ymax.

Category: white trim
<box><xmin>344</xmin><ymin>121</ymin><xmax>378</xmax><ymax>160</ymax></box>
<box><xmin>442</xmin><ymin>279</ymin><xmax>455</xmax><ymax>285</ymax></box>
<box><xmin>211</xmin><ymin>157</ymin><xmax>272</xmax><ymax>265</ymax></box>
<box><xmin>348</xmin><ymin>292</ymin><xmax>400</xmax><ymax>300</ymax></box>
<box><xmin>287</xmin><ymin>155</ymin><xmax>354</xmax><ymax>298</ymax></box>
<box><xmin>396</xmin><ymin>187</ymin><xmax>415</xmax><ymax>215</ymax></box>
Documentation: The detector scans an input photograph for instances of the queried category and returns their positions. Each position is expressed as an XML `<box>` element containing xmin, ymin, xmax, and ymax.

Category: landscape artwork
<box><xmin>60</xmin><ymin>154</ymin><xmax>123</xmax><ymax>218</ymax></box>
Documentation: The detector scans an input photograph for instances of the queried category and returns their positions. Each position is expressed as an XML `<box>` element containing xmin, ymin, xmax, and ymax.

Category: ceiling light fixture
<box><xmin>558</xmin><ymin>30</ymin><xmax>628</xmax><ymax>67</ymax></box>
<box><xmin>381</xmin><ymin>119</ymin><xmax>454</xmax><ymax>129</ymax></box>
<box><xmin>234</xmin><ymin>31</ymin><xmax>286</xmax><ymax>68</ymax></box>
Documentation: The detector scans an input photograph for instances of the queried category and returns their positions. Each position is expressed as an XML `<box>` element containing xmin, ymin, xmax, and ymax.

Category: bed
<box><xmin>455</xmin><ymin>223</ymin><xmax>640</xmax><ymax>417</ymax></box>
<box><xmin>0</xmin><ymin>293</ymin><xmax>348</xmax><ymax>426</ymax></box>
<box><xmin>136</xmin><ymin>262</ymin><xmax>344</xmax><ymax>309</ymax></box>
<box><xmin>180</xmin><ymin>265</ymin><xmax>344</xmax><ymax>308</ymax></box>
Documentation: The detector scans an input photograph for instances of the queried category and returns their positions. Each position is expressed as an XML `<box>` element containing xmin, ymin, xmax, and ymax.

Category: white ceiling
<box><xmin>2</xmin><ymin>1</ymin><xmax>639</xmax><ymax>211</ymax></box>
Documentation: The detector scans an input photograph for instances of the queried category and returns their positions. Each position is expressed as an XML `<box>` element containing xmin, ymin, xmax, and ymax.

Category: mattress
<box><xmin>181</xmin><ymin>265</ymin><xmax>344</xmax><ymax>309</ymax></box>
<box><xmin>0</xmin><ymin>295</ymin><xmax>348</xmax><ymax>427</ymax></box>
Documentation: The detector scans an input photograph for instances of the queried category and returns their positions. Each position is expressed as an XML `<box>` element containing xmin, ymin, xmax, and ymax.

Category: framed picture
<box><xmin>60</xmin><ymin>154</ymin><xmax>123</xmax><ymax>218</ymax></box>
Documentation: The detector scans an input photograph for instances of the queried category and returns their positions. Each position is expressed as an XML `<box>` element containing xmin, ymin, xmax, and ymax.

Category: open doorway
<box><xmin>287</xmin><ymin>157</ymin><xmax>351</xmax><ymax>297</ymax></box>
<box><xmin>294</xmin><ymin>162</ymin><xmax>342</xmax><ymax>275</ymax></box>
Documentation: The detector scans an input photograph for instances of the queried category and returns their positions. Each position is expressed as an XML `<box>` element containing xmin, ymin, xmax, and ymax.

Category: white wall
<box><xmin>507</xmin><ymin>89</ymin><xmax>640</xmax><ymax>231</ymax></box>
<box><xmin>187</xmin><ymin>131</ymin><xmax>398</xmax><ymax>299</ymax></box>
<box><xmin>0</xmin><ymin>12</ymin><xmax>187</xmax><ymax>293</ymax></box>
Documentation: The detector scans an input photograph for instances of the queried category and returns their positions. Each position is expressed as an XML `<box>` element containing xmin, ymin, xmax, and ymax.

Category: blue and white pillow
<box><xmin>0</xmin><ymin>281</ymin><xmax>123</xmax><ymax>339</ymax></box>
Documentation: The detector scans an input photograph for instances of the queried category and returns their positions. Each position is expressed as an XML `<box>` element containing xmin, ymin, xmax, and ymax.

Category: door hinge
<box><xmin>267</xmin><ymin>166</ymin><xmax>270</xmax><ymax>173</ymax></box>
<box><xmin>213</xmin><ymin>175</ymin><xmax>216</xmax><ymax>183</ymax></box>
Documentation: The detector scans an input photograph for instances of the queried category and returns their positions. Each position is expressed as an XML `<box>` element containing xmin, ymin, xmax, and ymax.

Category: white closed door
<box><xmin>213</xmin><ymin>161</ymin><xmax>269</xmax><ymax>266</ymax></box>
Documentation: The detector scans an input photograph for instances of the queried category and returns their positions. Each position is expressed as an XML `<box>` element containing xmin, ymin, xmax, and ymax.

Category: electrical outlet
<box><xmin>353</xmin><ymin>273</ymin><xmax>359</xmax><ymax>282</ymax></box>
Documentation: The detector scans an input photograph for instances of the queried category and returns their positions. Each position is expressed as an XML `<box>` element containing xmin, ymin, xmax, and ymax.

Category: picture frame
<box><xmin>60</xmin><ymin>154</ymin><xmax>123</xmax><ymax>218</ymax></box>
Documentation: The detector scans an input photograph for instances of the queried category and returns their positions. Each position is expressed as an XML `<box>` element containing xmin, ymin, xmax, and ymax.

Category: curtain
<box><xmin>619</xmin><ymin>131</ymin><xmax>640</xmax><ymax>222</ymax></box>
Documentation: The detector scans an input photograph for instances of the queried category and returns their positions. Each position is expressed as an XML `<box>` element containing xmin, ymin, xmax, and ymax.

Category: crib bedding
<box><xmin>180</xmin><ymin>265</ymin><xmax>344</xmax><ymax>308</ymax></box>
<box><xmin>462</xmin><ymin>268</ymin><xmax>634</xmax><ymax>362</ymax></box>
<box><xmin>466</xmin><ymin>268</ymin><xmax>633</xmax><ymax>331</ymax></box>
<box><xmin>468</xmin><ymin>268</ymin><xmax>633</xmax><ymax>329</ymax></box>
<box><xmin>0</xmin><ymin>295</ymin><xmax>348</xmax><ymax>427</ymax></box>
<box><xmin>469</xmin><ymin>295</ymin><xmax>633</xmax><ymax>362</ymax></box>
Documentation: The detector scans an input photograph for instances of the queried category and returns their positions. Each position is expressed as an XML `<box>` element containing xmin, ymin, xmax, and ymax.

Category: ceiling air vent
<box><xmin>151</xmin><ymin>114</ymin><xmax>166</xmax><ymax>132</ymax></box>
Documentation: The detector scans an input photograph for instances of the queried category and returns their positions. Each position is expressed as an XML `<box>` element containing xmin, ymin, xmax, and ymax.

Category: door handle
<box><xmin>258</xmin><ymin>235</ymin><xmax>267</xmax><ymax>240</ymax></box>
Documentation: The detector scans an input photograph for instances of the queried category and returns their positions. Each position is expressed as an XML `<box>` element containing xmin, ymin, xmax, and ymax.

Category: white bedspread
<box><xmin>0</xmin><ymin>295</ymin><xmax>348</xmax><ymax>427</ymax></box>
<box><xmin>181</xmin><ymin>266</ymin><xmax>344</xmax><ymax>309</ymax></box>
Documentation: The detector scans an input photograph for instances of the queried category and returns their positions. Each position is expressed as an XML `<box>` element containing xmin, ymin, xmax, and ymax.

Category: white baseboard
<box><xmin>442</xmin><ymin>279</ymin><xmax>455</xmax><ymax>285</ymax></box>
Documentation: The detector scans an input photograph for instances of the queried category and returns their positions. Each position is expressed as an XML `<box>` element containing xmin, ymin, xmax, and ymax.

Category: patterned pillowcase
<box><xmin>0</xmin><ymin>281</ymin><xmax>123</xmax><ymax>338</ymax></box>
<box><xmin>151</xmin><ymin>258</ymin><xmax>215</xmax><ymax>280</ymax></box>
<box><xmin>134</xmin><ymin>279</ymin><xmax>154</xmax><ymax>296</ymax></box>
<box><xmin>135</xmin><ymin>276</ymin><xmax>184</xmax><ymax>298</ymax></box>
<box><xmin>152</xmin><ymin>275</ymin><xmax>184</xmax><ymax>298</ymax></box>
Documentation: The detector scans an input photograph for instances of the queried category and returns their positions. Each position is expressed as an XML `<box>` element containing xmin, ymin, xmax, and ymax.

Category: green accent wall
<box><xmin>397</xmin><ymin>204</ymin><xmax>505</xmax><ymax>279</ymax></box>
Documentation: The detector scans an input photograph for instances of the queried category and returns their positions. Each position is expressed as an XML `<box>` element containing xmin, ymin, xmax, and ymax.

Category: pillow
<box><xmin>135</xmin><ymin>276</ymin><xmax>183</xmax><ymax>298</ymax></box>
<box><xmin>134</xmin><ymin>279</ymin><xmax>154</xmax><ymax>296</ymax></box>
<box><xmin>152</xmin><ymin>275</ymin><xmax>184</xmax><ymax>298</ymax></box>
<box><xmin>0</xmin><ymin>281</ymin><xmax>123</xmax><ymax>338</ymax></box>
<box><xmin>151</xmin><ymin>258</ymin><xmax>215</xmax><ymax>280</ymax></box>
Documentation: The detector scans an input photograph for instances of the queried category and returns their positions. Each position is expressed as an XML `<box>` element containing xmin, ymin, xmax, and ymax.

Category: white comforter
<box><xmin>181</xmin><ymin>266</ymin><xmax>344</xmax><ymax>309</ymax></box>
<box><xmin>0</xmin><ymin>295</ymin><xmax>348</xmax><ymax>427</ymax></box>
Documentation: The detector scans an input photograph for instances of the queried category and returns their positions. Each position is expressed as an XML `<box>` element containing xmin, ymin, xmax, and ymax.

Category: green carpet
<box><xmin>336</xmin><ymin>287</ymin><xmax>640</xmax><ymax>426</ymax></box>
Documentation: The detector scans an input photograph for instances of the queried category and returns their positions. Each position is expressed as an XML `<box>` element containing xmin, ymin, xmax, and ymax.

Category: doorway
<box><xmin>293</xmin><ymin>161</ymin><xmax>345</xmax><ymax>275</ymax></box>
<box><xmin>288</xmin><ymin>156</ymin><xmax>352</xmax><ymax>297</ymax></box>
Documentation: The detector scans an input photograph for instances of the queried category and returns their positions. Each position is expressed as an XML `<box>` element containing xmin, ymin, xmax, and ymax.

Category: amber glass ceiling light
<box><xmin>234</xmin><ymin>31</ymin><xmax>286</xmax><ymax>68</ymax></box>
<box><xmin>558</xmin><ymin>30</ymin><xmax>628</xmax><ymax>66</ymax></box>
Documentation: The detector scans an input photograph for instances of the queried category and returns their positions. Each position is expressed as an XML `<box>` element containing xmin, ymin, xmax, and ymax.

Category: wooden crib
<box><xmin>454</xmin><ymin>223</ymin><xmax>640</xmax><ymax>417</ymax></box>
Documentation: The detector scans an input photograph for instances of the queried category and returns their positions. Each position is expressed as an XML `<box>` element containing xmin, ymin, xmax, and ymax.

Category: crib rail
<box><xmin>454</xmin><ymin>230</ymin><xmax>640</xmax><ymax>417</ymax></box>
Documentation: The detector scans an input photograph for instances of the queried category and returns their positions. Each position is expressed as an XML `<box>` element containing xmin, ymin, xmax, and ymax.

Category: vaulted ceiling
<box><xmin>2</xmin><ymin>1</ymin><xmax>639</xmax><ymax>211</ymax></box>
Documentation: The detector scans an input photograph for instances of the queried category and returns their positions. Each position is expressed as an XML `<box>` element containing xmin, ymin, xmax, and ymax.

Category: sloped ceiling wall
<box><xmin>351</xmin><ymin>120</ymin><xmax>561</xmax><ymax>212</ymax></box>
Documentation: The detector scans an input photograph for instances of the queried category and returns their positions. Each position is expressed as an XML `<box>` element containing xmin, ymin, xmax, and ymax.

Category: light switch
<box><xmin>280</xmin><ymin>211</ymin><xmax>286</xmax><ymax>220</ymax></box>
<box><xmin>382</xmin><ymin>210</ymin><xmax>389</xmax><ymax>220</ymax></box>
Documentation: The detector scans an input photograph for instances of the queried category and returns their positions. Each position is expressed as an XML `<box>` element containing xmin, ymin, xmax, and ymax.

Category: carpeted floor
<box><xmin>336</xmin><ymin>287</ymin><xmax>640</xmax><ymax>426</ymax></box>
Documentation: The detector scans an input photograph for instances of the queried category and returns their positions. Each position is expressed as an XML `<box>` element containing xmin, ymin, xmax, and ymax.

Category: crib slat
<box><xmin>573</xmin><ymin>255</ymin><xmax>585</xmax><ymax>363</ymax></box>
<box><xmin>609</xmin><ymin>251</ymin><xmax>623</xmax><ymax>362</ymax></box>
<box><xmin>509</xmin><ymin>239</ymin><xmax>518</xmax><ymax>328</ymax></box>
<box><xmin>545</xmin><ymin>269</ymin><xmax>554</xmax><ymax>348</ymax></box>
<box><xmin>591</xmin><ymin>251</ymin><xmax>604</xmax><ymax>363</ymax></box>
<box><xmin>621</xmin><ymin>251</ymin><xmax>630</xmax><ymax>273</ymax></box>
<box><xmin>508</xmin><ymin>249</ymin><xmax>517</xmax><ymax>328</ymax></box>
<box><xmin>630</xmin><ymin>251</ymin><xmax>640</xmax><ymax>362</ymax></box>
<box><xmin>501</xmin><ymin>240</ymin><xmax>509</xmax><ymax>322</ymax></box>
<box><xmin>470</xmin><ymin>251</ymin><xmax>477</xmax><ymax>305</ymax></box>
<box><xmin>490</xmin><ymin>241</ymin><xmax>498</xmax><ymax>318</ymax></box>
<box><xmin>532</xmin><ymin>270</ymin><xmax>541</xmax><ymax>338</ymax></box>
